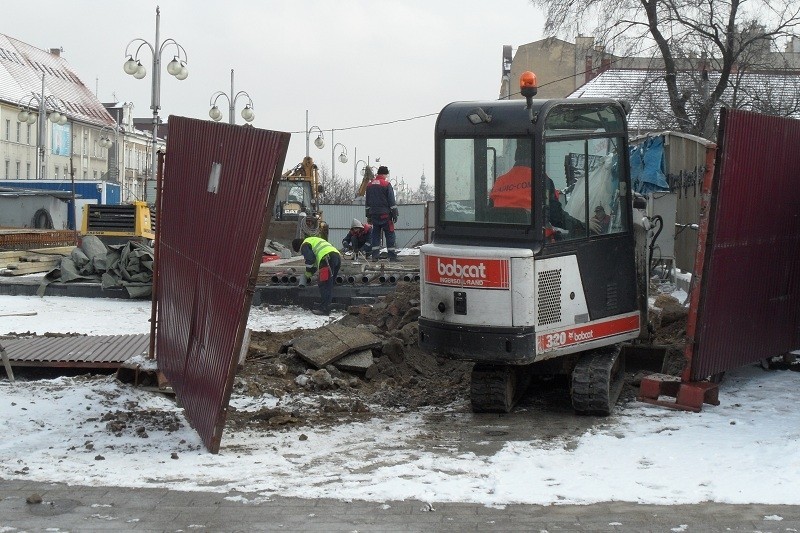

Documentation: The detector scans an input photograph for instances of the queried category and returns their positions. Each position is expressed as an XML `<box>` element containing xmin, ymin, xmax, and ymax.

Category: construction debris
<box><xmin>0</xmin><ymin>247</ymin><xmax>72</xmax><ymax>276</ymax></box>
<box><xmin>292</xmin><ymin>324</ymin><xmax>381</xmax><ymax>368</ymax></box>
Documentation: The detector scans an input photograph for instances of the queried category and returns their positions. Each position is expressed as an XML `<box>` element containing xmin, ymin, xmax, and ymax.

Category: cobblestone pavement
<box><xmin>2</xmin><ymin>479</ymin><xmax>800</xmax><ymax>532</ymax></box>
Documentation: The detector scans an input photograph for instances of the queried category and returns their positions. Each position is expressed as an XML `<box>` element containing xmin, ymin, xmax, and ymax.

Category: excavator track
<box><xmin>470</xmin><ymin>364</ymin><xmax>530</xmax><ymax>413</ymax></box>
<box><xmin>570</xmin><ymin>345</ymin><xmax>625</xmax><ymax>415</ymax></box>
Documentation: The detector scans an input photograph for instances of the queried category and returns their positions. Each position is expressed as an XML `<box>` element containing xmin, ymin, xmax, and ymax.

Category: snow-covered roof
<box><xmin>568</xmin><ymin>68</ymin><xmax>800</xmax><ymax>131</ymax></box>
<box><xmin>0</xmin><ymin>33</ymin><xmax>114</xmax><ymax>127</ymax></box>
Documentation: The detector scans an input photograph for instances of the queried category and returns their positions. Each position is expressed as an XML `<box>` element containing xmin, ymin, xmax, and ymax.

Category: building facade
<box><xmin>105</xmin><ymin>102</ymin><xmax>165</xmax><ymax>203</ymax></box>
<box><xmin>0</xmin><ymin>32</ymin><xmax>168</xmax><ymax>216</ymax></box>
<box><xmin>0</xmin><ymin>33</ymin><xmax>117</xmax><ymax>190</ymax></box>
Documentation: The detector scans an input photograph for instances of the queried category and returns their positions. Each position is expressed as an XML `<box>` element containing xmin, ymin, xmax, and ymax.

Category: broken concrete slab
<box><xmin>293</xmin><ymin>324</ymin><xmax>381</xmax><ymax>368</ymax></box>
<box><xmin>334</xmin><ymin>349</ymin><xmax>374</xmax><ymax>372</ymax></box>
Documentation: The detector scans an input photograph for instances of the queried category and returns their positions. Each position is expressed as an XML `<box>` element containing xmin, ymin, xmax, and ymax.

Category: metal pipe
<box><xmin>147</xmin><ymin>150</ymin><xmax>166</xmax><ymax>360</ymax></box>
<box><xmin>403</xmin><ymin>273</ymin><xmax>414</xmax><ymax>282</ymax></box>
<box><xmin>361</xmin><ymin>273</ymin><xmax>378</xmax><ymax>284</ymax></box>
<box><xmin>288</xmin><ymin>275</ymin><xmax>298</xmax><ymax>283</ymax></box>
<box><xmin>346</xmin><ymin>275</ymin><xmax>357</xmax><ymax>284</ymax></box>
<box><xmin>335</xmin><ymin>275</ymin><xmax>346</xmax><ymax>284</ymax></box>
<box><xmin>388</xmin><ymin>274</ymin><xmax>398</xmax><ymax>284</ymax></box>
<box><xmin>378</xmin><ymin>275</ymin><xmax>388</xmax><ymax>284</ymax></box>
<box><xmin>413</xmin><ymin>274</ymin><xmax>420</xmax><ymax>281</ymax></box>
<box><xmin>270</xmin><ymin>274</ymin><xmax>281</xmax><ymax>284</ymax></box>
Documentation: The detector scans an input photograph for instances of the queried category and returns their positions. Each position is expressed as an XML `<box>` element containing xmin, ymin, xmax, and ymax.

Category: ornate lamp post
<box><xmin>123</xmin><ymin>6</ymin><xmax>188</xmax><ymax>201</ymax></box>
<box><xmin>332</xmin><ymin>142</ymin><xmax>348</xmax><ymax>182</ymax></box>
<box><xmin>208</xmin><ymin>69</ymin><xmax>255</xmax><ymax>124</ymax></box>
<box><xmin>353</xmin><ymin>159</ymin><xmax>367</xmax><ymax>197</ymax></box>
<box><xmin>17</xmin><ymin>74</ymin><xmax>69</xmax><ymax>179</ymax></box>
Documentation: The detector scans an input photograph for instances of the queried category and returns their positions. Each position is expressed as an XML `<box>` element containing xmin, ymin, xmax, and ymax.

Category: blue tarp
<box><xmin>629</xmin><ymin>136</ymin><xmax>670</xmax><ymax>194</ymax></box>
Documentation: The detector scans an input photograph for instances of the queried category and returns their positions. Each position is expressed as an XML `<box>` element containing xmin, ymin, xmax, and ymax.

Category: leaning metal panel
<box><xmin>155</xmin><ymin>116</ymin><xmax>289</xmax><ymax>453</ymax></box>
<box><xmin>686</xmin><ymin>109</ymin><xmax>800</xmax><ymax>381</ymax></box>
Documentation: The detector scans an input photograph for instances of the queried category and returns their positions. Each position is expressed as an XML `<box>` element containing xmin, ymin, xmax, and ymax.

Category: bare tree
<box><xmin>530</xmin><ymin>0</ymin><xmax>800</xmax><ymax>137</ymax></box>
<box><xmin>317</xmin><ymin>164</ymin><xmax>357</xmax><ymax>204</ymax></box>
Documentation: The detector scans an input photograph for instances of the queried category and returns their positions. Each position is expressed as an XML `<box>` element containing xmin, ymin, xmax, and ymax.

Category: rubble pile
<box><xmin>228</xmin><ymin>281</ymin><xmax>472</xmax><ymax>431</ymax></box>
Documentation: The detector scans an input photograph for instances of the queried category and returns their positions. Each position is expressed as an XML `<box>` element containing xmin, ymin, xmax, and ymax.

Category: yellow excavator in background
<box><xmin>266</xmin><ymin>156</ymin><xmax>328</xmax><ymax>249</ymax></box>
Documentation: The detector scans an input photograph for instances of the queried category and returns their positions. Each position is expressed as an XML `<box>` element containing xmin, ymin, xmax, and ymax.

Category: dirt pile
<box><xmin>229</xmin><ymin>283</ymin><xmax>699</xmax><ymax>431</ymax></box>
<box><xmin>648</xmin><ymin>293</ymin><xmax>689</xmax><ymax>375</ymax></box>
<box><xmin>227</xmin><ymin>281</ymin><xmax>472</xmax><ymax>431</ymax></box>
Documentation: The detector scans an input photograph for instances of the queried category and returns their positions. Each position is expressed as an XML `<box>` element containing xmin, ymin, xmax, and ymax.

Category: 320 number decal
<box><xmin>543</xmin><ymin>332</ymin><xmax>567</xmax><ymax>349</ymax></box>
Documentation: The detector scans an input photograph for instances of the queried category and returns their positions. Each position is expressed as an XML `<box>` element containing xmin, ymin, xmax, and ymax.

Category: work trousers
<box><xmin>369</xmin><ymin>215</ymin><xmax>397</xmax><ymax>260</ymax></box>
<box><xmin>318</xmin><ymin>253</ymin><xmax>341</xmax><ymax>313</ymax></box>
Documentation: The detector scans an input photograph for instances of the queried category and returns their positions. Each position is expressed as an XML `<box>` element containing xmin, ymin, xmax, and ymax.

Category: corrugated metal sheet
<box><xmin>2</xmin><ymin>334</ymin><xmax>148</xmax><ymax>367</ymax></box>
<box><xmin>686</xmin><ymin>109</ymin><xmax>800</xmax><ymax>380</ymax></box>
<box><xmin>155</xmin><ymin>116</ymin><xmax>289</xmax><ymax>453</ymax></box>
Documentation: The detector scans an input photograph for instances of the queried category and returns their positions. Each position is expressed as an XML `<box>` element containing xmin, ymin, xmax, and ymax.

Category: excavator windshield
<box><xmin>435</xmin><ymin>99</ymin><xmax>630</xmax><ymax>245</ymax></box>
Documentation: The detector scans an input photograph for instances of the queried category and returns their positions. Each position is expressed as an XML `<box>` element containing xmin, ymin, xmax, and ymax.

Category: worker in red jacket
<box><xmin>341</xmin><ymin>218</ymin><xmax>372</xmax><ymax>257</ymax></box>
<box><xmin>365</xmin><ymin>166</ymin><xmax>400</xmax><ymax>262</ymax></box>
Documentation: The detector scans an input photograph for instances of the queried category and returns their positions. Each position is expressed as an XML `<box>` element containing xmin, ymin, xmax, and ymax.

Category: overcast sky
<box><xmin>5</xmin><ymin>0</ymin><xmax>545</xmax><ymax>192</ymax></box>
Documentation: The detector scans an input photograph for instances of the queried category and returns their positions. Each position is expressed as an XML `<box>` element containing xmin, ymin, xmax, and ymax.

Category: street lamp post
<box><xmin>208</xmin><ymin>69</ymin><xmax>255</xmax><ymax>124</ymax></box>
<box><xmin>17</xmin><ymin>74</ymin><xmax>69</xmax><ymax>180</ymax></box>
<box><xmin>304</xmin><ymin>110</ymin><xmax>325</xmax><ymax>157</ymax></box>
<box><xmin>123</xmin><ymin>6</ymin><xmax>188</xmax><ymax>202</ymax></box>
<box><xmin>354</xmin><ymin>158</ymin><xmax>367</xmax><ymax>197</ymax></box>
<box><xmin>332</xmin><ymin>142</ymin><xmax>347</xmax><ymax>184</ymax></box>
<box><xmin>98</xmin><ymin>125</ymin><xmax>119</xmax><ymax>182</ymax></box>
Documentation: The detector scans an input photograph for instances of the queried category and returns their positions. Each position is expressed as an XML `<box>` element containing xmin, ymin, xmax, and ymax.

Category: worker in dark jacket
<box><xmin>365</xmin><ymin>165</ymin><xmax>400</xmax><ymax>262</ymax></box>
<box><xmin>292</xmin><ymin>236</ymin><xmax>341</xmax><ymax>316</ymax></box>
<box><xmin>341</xmin><ymin>218</ymin><xmax>372</xmax><ymax>257</ymax></box>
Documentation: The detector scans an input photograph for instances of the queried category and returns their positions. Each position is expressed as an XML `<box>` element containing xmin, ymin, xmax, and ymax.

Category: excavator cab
<box><xmin>419</xmin><ymin>73</ymin><xmax>642</xmax><ymax>415</ymax></box>
<box><xmin>274</xmin><ymin>180</ymin><xmax>313</xmax><ymax>221</ymax></box>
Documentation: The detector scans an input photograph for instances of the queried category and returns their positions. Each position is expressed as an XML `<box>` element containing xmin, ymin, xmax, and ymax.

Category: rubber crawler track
<box><xmin>470</xmin><ymin>364</ymin><xmax>530</xmax><ymax>413</ymax></box>
<box><xmin>571</xmin><ymin>345</ymin><xmax>625</xmax><ymax>415</ymax></box>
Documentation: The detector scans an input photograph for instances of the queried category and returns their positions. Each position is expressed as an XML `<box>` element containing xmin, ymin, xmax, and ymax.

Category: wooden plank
<box><xmin>19</xmin><ymin>255</ymin><xmax>64</xmax><ymax>263</ymax></box>
<box><xmin>1</xmin><ymin>261</ymin><xmax>58</xmax><ymax>276</ymax></box>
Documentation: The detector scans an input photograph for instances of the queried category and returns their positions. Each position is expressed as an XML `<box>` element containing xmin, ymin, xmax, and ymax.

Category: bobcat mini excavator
<box><xmin>419</xmin><ymin>72</ymin><xmax>645</xmax><ymax>415</ymax></box>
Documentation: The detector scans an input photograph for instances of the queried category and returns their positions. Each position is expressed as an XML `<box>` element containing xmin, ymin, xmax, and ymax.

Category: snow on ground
<box><xmin>1</xmin><ymin>294</ymin><xmax>800</xmax><ymax>506</ymax></box>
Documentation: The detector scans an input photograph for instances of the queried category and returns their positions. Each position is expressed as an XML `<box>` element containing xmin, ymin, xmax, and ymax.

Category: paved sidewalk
<box><xmin>2</xmin><ymin>479</ymin><xmax>799</xmax><ymax>532</ymax></box>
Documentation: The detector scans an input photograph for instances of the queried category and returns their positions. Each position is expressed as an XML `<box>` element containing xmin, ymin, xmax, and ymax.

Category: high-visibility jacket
<box><xmin>301</xmin><ymin>236</ymin><xmax>340</xmax><ymax>272</ymax></box>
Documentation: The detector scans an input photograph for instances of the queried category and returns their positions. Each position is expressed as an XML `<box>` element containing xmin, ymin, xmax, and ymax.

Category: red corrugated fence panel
<box><xmin>155</xmin><ymin>116</ymin><xmax>289</xmax><ymax>452</ymax></box>
<box><xmin>688</xmin><ymin>109</ymin><xmax>800</xmax><ymax>380</ymax></box>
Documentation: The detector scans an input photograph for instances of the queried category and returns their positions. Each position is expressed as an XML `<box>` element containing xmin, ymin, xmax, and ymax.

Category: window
<box><xmin>64</xmin><ymin>166</ymin><xmax>69</xmax><ymax>178</ymax></box>
<box><xmin>16</xmin><ymin>162</ymin><xmax>20</xmax><ymax>178</ymax></box>
<box><xmin>4</xmin><ymin>160</ymin><xmax>9</xmax><ymax>179</ymax></box>
<box><xmin>93</xmin><ymin>170</ymin><xmax>98</xmax><ymax>180</ymax></box>
<box><xmin>16</xmin><ymin>122</ymin><xmax>20</xmax><ymax>142</ymax></box>
<box><xmin>83</xmin><ymin>170</ymin><xmax>87</xmax><ymax>180</ymax></box>
<box><xmin>26</xmin><ymin>163</ymin><xmax>30</xmax><ymax>179</ymax></box>
<box><xmin>26</xmin><ymin>124</ymin><xmax>31</xmax><ymax>144</ymax></box>
<box><xmin>54</xmin><ymin>166</ymin><xmax>59</xmax><ymax>179</ymax></box>
<box><xmin>442</xmin><ymin>137</ymin><xmax>528</xmax><ymax>225</ymax></box>
<box><xmin>4</xmin><ymin>119</ymin><xmax>9</xmax><ymax>141</ymax></box>
<box><xmin>542</xmin><ymin>103</ymin><xmax>629</xmax><ymax>241</ymax></box>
